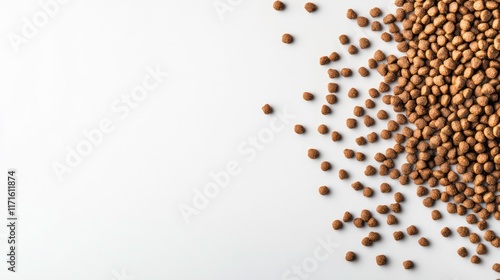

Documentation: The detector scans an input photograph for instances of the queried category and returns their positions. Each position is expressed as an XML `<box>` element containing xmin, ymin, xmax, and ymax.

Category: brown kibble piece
<box><xmin>367</xmin><ymin>217</ymin><xmax>378</xmax><ymax>227</ymax></box>
<box><xmin>319</xmin><ymin>186</ymin><xmax>329</xmax><ymax>195</ymax></box>
<box><xmin>307</xmin><ymin>149</ymin><xmax>319</xmax><ymax>159</ymax></box>
<box><xmin>351</xmin><ymin>181</ymin><xmax>364</xmax><ymax>191</ymax></box>
<box><xmin>303</xmin><ymin>92</ymin><xmax>313</xmax><ymax>101</ymax></box>
<box><xmin>418</xmin><ymin>237</ymin><xmax>429</xmax><ymax>247</ymax></box>
<box><xmin>393</xmin><ymin>231</ymin><xmax>404</xmax><ymax>241</ymax></box>
<box><xmin>394</xmin><ymin>192</ymin><xmax>404</xmax><ymax>202</ymax></box>
<box><xmin>471</xmin><ymin>255</ymin><xmax>481</xmax><ymax>264</ymax></box>
<box><xmin>345</xmin><ymin>251</ymin><xmax>356</xmax><ymax>262</ymax></box>
<box><xmin>359</xmin><ymin>38</ymin><xmax>370</xmax><ymax>49</ymax></box>
<box><xmin>262</xmin><ymin>104</ymin><xmax>273</xmax><ymax>114</ymax></box>
<box><xmin>387</xmin><ymin>214</ymin><xmax>398</xmax><ymax>225</ymax></box>
<box><xmin>353</xmin><ymin>106</ymin><xmax>364</xmax><ymax>117</ymax></box>
<box><xmin>355</xmin><ymin>152</ymin><xmax>365</xmax><ymax>161</ymax></box>
<box><xmin>403</xmin><ymin>260</ymin><xmax>414</xmax><ymax>270</ymax></box>
<box><xmin>363</xmin><ymin>187</ymin><xmax>374</xmax><ymax>197</ymax></box>
<box><xmin>304</xmin><ymin>2</ymin><xmax>317</xmax><ymax>13</ymax></box>
<box><xmin>348</xmin><ymin>88</ymin><xmax>358</xmax><ymax>98</ymax></box>
<box><xmin>341</xmin><ymin>68</ymin><xmax>352</xmax><ymax>77</ymax></box>
<box><xmin>319</xmin><ymin>56</ymin><xmax>330</xmax><ymax>65</ymax></box>
<box><xmin>369</xmin><ymin>7</ymin><xmax>382</xmax><ymax>18</ymax></box>
<box><xmin>273</xmin><ymin>1</ymin><xmax>285</xmax><ymax>11</ymax></box>
<box><xmin>321</xmin><ymin>105</ymin><xmax>331</xmax><ymax>115</ymax></box>
<box><xmin>364</xmin><ymin>115</ymin><xmax>375</xmax><ymax>127</ymax></box>
<box><xmin>469</xmin><ymin>233</ymin><xmax>480</xmax><ymax>244</ymax></box>
<box><xmin>457</xmin><ymin>226</ymin><xmax>469</xmax><ymax>237</ymax></box>
<box><xmin>376</xmin><ymin>205</ymin><xmax>389</xmax><ymax>214</ymax></box>
<box><xmin>380</xmin><ymin>183</ymin><xmax>391</xmax><ymax>193</ymax></box>
<box><xmin>339</xmin><ymin>169</ymin><xmax>348</xmax><ymax>179</ymax></box>
<box><xmin>457</xmin><ymin>247</ymin><xmax>468</xmax><ymax>258</ymax></box>
<box><xmin>346</xmin><ymin>9</ymin><xmax>357</xmax><ymax>19</ymax></box>
<box><xmin>332</xmin><ymin>219</ymin><xmax>343</xmax><ymax>230</ymax></box>
<box><xmin>339</xmin><ymin>34</ymin><xmax>349</xmax><ymax>45</ymax></box>
<box><xmin>317</xmin><ymin>124</ymin><xmax>328</xmax><ymax>134</ymax></box>
<box><xmin>347</xmin><ymin>45</ymin><xmax>358</xmax><ymax>55</ymax></box>
<box><xmin>407</xmin><ymin>225</ymin><xmax>418</xmax><ymax>235</ymax></box>
<box><xmin>358</xmin><ymin>67</ymin><xmax>369</xmax><ymax>77</ymax></box>
<box><xmin>364</xmin><ymin>165</ymin><xmax>376</xmax><ymax>176</ymax></box>
<box><xmin>282</xmin><ymin>33</ymin><xmax>293</xmax><ymax>44</ymax></box>
<box><xmin>331</xmin><ymin>131</ymin><xmax>342</xmax><ymax>142</ymax></box>
<box><xmin>343</xmin><ymin>149</ymin><xmax>354</xmax><ymax>158</ymax></box>
<box><xmin>377</xmin><ymin>110</ymin><xmax>388</xmax><ymax>120</ymax></box>
<box><xmin>476</xmin><ymin>243</ymin><xmax>487</xmax><ymax>255</ymax></box>
<box><xmin>343</xmin><ymin>211</ymin><xmax>353</xmax><ymax>222</ymax></box>
<box><xmin>294</xmin><ymin>124</ymin><xmax>305</xmax><ymax>134</ymax></box>
<box><xmin>326</xmin><ymin>94</ymin><xmax>337</xmax><ymax>104</ymax></box>
<box><xmin>346</xmin><ymin>118</ymin><xmax>357</xmax><ymax>129</ymax></box>
<box><xmin>360</xmin><ymin>209</ymin><xmax>372</xmax><ymax>222</ymax></box>
<box><xmin>353</xmin><ymin>218</ymin><xmax>364</xmax><ymax>228</ymax></box>
<box><xmin>320</xmin><ymin>161</ymin><xmax>331</xmax><ymax>171</ymax></box>
<box><xmin>376</xmin><ymin>255</ymin><xmax>387</xmax><ymax>266</ymax></box>
<box><xmin>381</xmin><ymin>32</ymin><xmax>392</xmax><ymax>42</ymax></box>
<box><xmin>371</xmin><ymin>21</ymin><xmax>382</xmax><ymax>31</ymax></box>
<box><xmin>329</xmin><ymin>52</ymin><xmax>340</xmax><ymax>61</ymax></box>
<box><xmin>431</xmin><ymin>210</ymin><xmax>442</xmax><ymax>220</ymax></box>
<box><xmin>357</xmin><ymin>16</ymin><xmax>369</xmax><ymax>27</ymax></box>
<box><xmin>361</xmin><ymin>237</ymin><xmax>373</xmax><ymax>246</ymax></box>
<box><xmin>492</xmin><ymin>263</ymin><xmax>500</xmax><ymax>273</ymax></box>
<box><xmin>368</xmin><ymin>232</ymin><xmax>381</xmax><ymax>242</ymax></box>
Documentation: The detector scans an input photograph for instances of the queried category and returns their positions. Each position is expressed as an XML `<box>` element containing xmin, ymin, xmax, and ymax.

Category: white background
<box><xmin>0</xmin><ymin>0</ymin><xmax>499</xmax><ymax>279</ymax></box>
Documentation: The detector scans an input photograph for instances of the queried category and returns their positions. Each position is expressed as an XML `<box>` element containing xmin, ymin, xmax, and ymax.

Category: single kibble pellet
<box><xmin>393</xmin><ymin>231</ymin><xmax>404</xmax><ymax>241</ymax></box>
<box><xmin>359</xmin><ymin>38</ymin><xmax>370</xmax><ymax>49</ymax></box>
<box><xmin>371</xmin><ymin>21</ymin><xmax>382</xmax><ymax>31</ymax></box>
<box><xmin>353</xmin><ymin>106</ymin><xmax>364</xmax><ymax>117</ymax></box>
<box><xmin>304</xmin><ymin>2</ymin><xmax>317</xmax><ymax>13</ymax></box>
<box><xmin>368</xmin><ymin>231</ymin><xmax>381</xmax><ymax>242</ymax></box>
<box><xmin>484</xmin><ymin>230</ymin><xmax>496</xmax><ymax>242</ymax></box>
<box><xmin>457</xmin><ymin>226</ymin><xmax>469</xmax><ymax>237</ymax></box>
<box><xmin>355</xmin><ymin>136</ymin><xmax>366</xmax><ymax>146</ymax></box>
<box><xmin>355</xmin><ymin>152</ymin><xmax>365</xmax><ymax>161</ymax></box>
<box><xmin>367</xmin><ymin>217</ymin><xmax>378</xmax><ymax>226</ymax></box>
<box><xmin>365</xmin><ymin>99</ymin><xmax>375</xmax><ymax>109</ymax></box>
<box><xmin>339</xmin><ymin>169</ymin><xmax>348</xmax><ymax>179</ymax></box>
<box><xmin>330</xmin><ymin>131</ymin><xmax>342</xmax><ymax>142</ymax></box>
<box><xmin>403</xmin><ymin>260</ymin><xmax>414</xmax><ymax>270</ymax></box>
<box><xmin>319</xmin><ymin>56</ymin><xmax>330</xmax><ymax>65</ymax></box>
<box><xmin>358</xmin><ymin>67</ymin><xmax>369</xmax><ymax>77</ymax></box>
<box><xmin>346</xmin><ymin>118</ymin><xmax>357</xmax><ymax>129</ymax></box>
<box><xmin>469</xmin><ymin>233</ymin><xmax>480</xmax><ymax>244</ymax></box>
<box><xmin>327</xmin><ymin>69</ymin><xmax>339</xmax><ymax>79</ymax></box>
<box><xmin>390</xmin><ymin>203</ymin><xmax>401</xmax><ymax>213</ymax></box>
<box><xmin>343</xmin><ymin>149</ymin><xmax>354</xmax><ymax>158</ymax></box>
<box><xmin>348</xmin><ymin>88</ymin><xmax>358</xmax><ymax>98</ymax></box>
<box><xmin>418</xmin><ymin>237</ymin><xmax>429</xmax><ymax>247</ymax></box>
<box><xmin>321</xmin><ymin>161</ymin><xmax>331</xmax><ymax>171</ymax></box>
<box><xmin>339</xmin><ymin>34</ymin><xmax>349</xmax><ymax>45</ymax></box>
<box><xmin>376</xmin><ymin>255</ymin><xmax>387</xmax><ymax>266</ymax></box>
<box><xmin>492</xmin><ymin>263</ymin><xmax>500</xmax><ymax>273</ymax></box>
<box><xmin>345</xmin><ymin>251</ymin><xmax>356</xmax><ymax>262</ymax></box>
<box><xmin>332</xmin><ymin>219</ymin><xmax>343</xmax><ymax>230</ymax></box>
<box><xmin>364</xmin><ymin>115</ymin><xmax>375</xmax><ymax>127</ymax></box>
<box><xmin>360</xmin><ymin>209</ymin><xmax>372</xmax><ymax>222</ymax></box>
<box><xmin>376</xmin><ymin>205</ymin><xmax>389</xmax><ymax>214</ymax></box>
<box><xmin>353</xmin><ymin>218</ymin><xmax>364</xmax><ymax>228</ymax></box>
<box><xmin>357</xmin><ymin>16</ymin><xmax>369</xmax><ymax>27</ymax></box>
<box><xmin>394</xmin><ymin>192</ymin><xmax>404</xmax><ymax>202</ymax></box>
<box><xmin>343</xmin><ymin>211</ymin><xmax>353</xmax><ymax>222</ymax></box>
<box><xmin>476</xmin><ymin>243</ymin><xmax>487</xmax><ymax>255</ymax></box>
<box><xmin>303</xmin><ymin>92</ymin><xmax>314</xmax><ymax>101</ymax></box>
<box><xmin>471</xmin><ymin>255</ymin><xmax>481</xmax><ymax>264</ymax></box>
<box><xmin>321</xmin><ymin>105</ymin><xmax>331</xmax><ymax>115</ymax></box>
<box><xmin>282</xmin><ymin>33</ymin><xmax>293</xmax><ymax>44</ymax></box>
<box><xmin>457</xmin><ymin>247</ymin><xmax>468</xmax><ymax>258</ymax></box>
<box><xmin>380</xmin><ymin>183</ymin><xmax>391</xmax><ymax>193</ymax></box>
<box><xmin>317</xmin><ymin>124</ymin><xmax>328</xmax><ymax>134</ymax></box>
<box><xmin>431</xmin><ymin>210</ymin><xmax>442</xmax><ymax>220</ymax></box>
<box><xmin>466</xmin><ymin>214</ymin><xmax>477</xmax><ymax>225</ymax></box>
<box><xmin>377</xmin><ymin>110</ymin><xmax>389</xmax><ymax>120</ymax></box>
<box><xmin>361</xmin><ymin>237</ymin><xmax>373</xmax><ymax>246</ymax></box>
<box><xmin>341</xmin><ymin>68</ymin><xmax>352</xmax><ymax>77</ymax></box>
<box><xmin>367</xmin><ymin>132</ymin><xmax>378</xmax><ymax>143</ymax></box>
<box><xmin>319</xmin><ymin>186</ymin><xmax>330</xmax><ymax>195</ymax></box>
<box><xmin>387</xmin><ymin>214</ymin><xmax>398</xmax><ymax>225</ymax></box>
<box><xmin>294</xmin><ymin>125</ymin><xmax>306</xmax><ymax>135</ymax></box>
<box><xmin>346</xmin><ymin>8</ymin><xmax>357</xmax><ymax>19</ymax></box>
<box><xmin>326</xmin><ymin>94</ymin><xmax>337</xmax><ymax>104</ymax></box>
<box><xmin>441</xmin><ymin>227</ymin><xmax>452</xmax><ymax>237</ymax></box>
<box><xmin>422</xmin><ymin>197</ymin><xmax>434</xmax><ymax>207</ymax></box>
<box><xmin>327</xmin><ymin>83</ymin><xmax>338</xmax><ymax>93</ymax></box>
<box><xmin>262</xmin><ymin>104</ymin><xmax>273</xmax><ymax>114</ymax></box>
<box><xmin>369</xmin><ymin>7</ymin><xmax>382</xmax><ymax>17</ymax></box>
<box><xmin>273</xmin><ymin>1</ymin><xmax>285</xmax><ymax>11</ymax></box>
<box><xmin>407</xmin><ymin>225</ymin><xmax>418</xmax><ymax>235</ymax></box>
<box><xmin>329</xmin><ymin>52</ymin><xmax>339</xmax><ymax>61</ymax></box>
<box><xmin>308</xmin><ymin>149</ymin><xmax>319</xmax><ymax>159</ymax></box>
<box><xmin>347</xmin><ymin>45</ymin><xmax>358</xmax><ymax>55</ymax></box>
<box><xmin>364</xmin><ymin>165</ymin><xmax>376</xmax><ymax>176</ymax></box>
<box><xmin>352</xmin><ymin>181</ymin><xmax>364</xmax><ymax>191</ymax></box>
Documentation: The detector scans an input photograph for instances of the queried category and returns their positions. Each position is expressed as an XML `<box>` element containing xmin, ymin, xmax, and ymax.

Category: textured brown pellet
<box><xmin>441</xmin><ymin>227</ymin><xmax>452</xmax><ymax>237</ymax></box>
<box><xmin>369</xmin><ymin>7</ymin><xmax>382</xmax><ymax>18</ymax></box>
<box><xmin>394</xmin><ymin>192</ymin><xmax>404</xmax><ymax>202</ymax></box>
<box><xmin>377</xmin><ymin>110</ymin><xmax>388</xmax><ymax>120</ymax></box>
<box><xmin>327</xmin><ymin>83</ymin><xmax>338</xmax><ymax>93</ymax></box>
<box><xmin>457</xmin><ymin>226</ymin><xmax>470</xmax><ymax>237</ymax></box>
<box><xmin>339</xmin><ymin>34</ymin><xmax>349</xmax><ymax>45</ymax></box>
<box><xmin>262</xmin><ymin>104</ymin><xmax>273</xmax><ymax>114</ymax></box>
<box><xmin>492</xmin><ymin>263</ymin><xmax>500</xmax><ymax>273</ymax></box>
<box><xmin>319</xmin><ymin>56</ymin><xmax>330</xmax><ymax>65</ymax></box>
<box><xmin>364</xmin><ymin>115</ymin><xmax>375</xmax><ymax>127</ymax></box>
<box><xmin>343</xmin><ymin>211</ymin><xmax>353</xmax><ymax>222</ymax></box>
<box><xmin>343</xmin><ymin>149</ymin><xmax>354</xmax><ymax>159</ymax></box>
<box><xmin>319</xmin><ymin>186</ymin><xmax>330</xmax><ymax>195</ymax></box>
<box><xmin>321</xmin><ymin>105</ymin><xmax>331</xmax><ymax>115</ymax></box>
<box><xmin>302</xmin><ymin>92</ymin><xmax>313</xmax><ymax>101</ymax></box>
<box><xmin>317</xmin><ymin>124</ymin><xmax>328</xmax><ymax>134</ymax></box>
<box><xmin>367</xmin><ymin>217</ymin><xmax>378</xmax><ymax>226</ymax></box>
<box><xmin>407</xmin><ymin>225</ymin><xmax>418</xmax><ymax>235</ymax></box>
<box><xmin>376</xmin><ymin>255</ymin><xmax>387</xmax><ymax>266</ymax></box>
<box><xmin>361</xmin><ymin>237</ymin><xmax>372</xmax><ymax>246</ymax></box>
<box><xmin>294</xmin><ymin>124</ymin><xmax>305</xmax><ymax>134</ymax></box>
<box><xmin>376</xmin><ymin>205</ymin><xmax>389</xmax><ymax>214</ymax></box>
<box><xmin>307</xmin><ymin>149</ymin><xmax>319</xmax><ymax>159</ymax></box>
<box><xmin>346</xmin><ymin>9</ymin><xmax>357</xmax><ymax>19</ymax></box>
<box><xmin>327</xmin><ymin>69</ymin><xmax>339</xmax><ymax>79</ymax></box>
<box><xmin>367</xmin><ymin>132</ymin><xmax>378</xmax><ymax>143</ymax></box>
<box><xmin>341</xmin><ymin>68</ymin><xmax>352</xmax><ymax>77</ymax></box>
<box><xmin>471</xmin><ymin>255</ymin><xmax>481</xmax><ymax>264</ymax></box>
<box><xmin>355</xmin><ymin>152</ymin><xmax>365</xmax><ymax>161</ymax></box>
<box><xmin>357</xmin><ymin>16</ymin><xmax>369</xmax><ymax>27</ymax></box>
<box><xmin>365</xmin><ymin>99</ymin><xmax>375</xmax><ymax>109</ymax></box>
<box><xmin>387</xmin><ymin>214</ymin><xmax>398</xmax><ymax>225</ymax></box>
<box><xmin>304</xmin><ymin>2</ymin><xmax>317</xmax><ymax>13</ymax></box>
<box><xmin>351</xmin><ymin>181</ymin><xmax>364</xmax><ymax>191</ymax></box>
<box><xmin>371</xmin><ymin>21</ymin><xmax>382</xmax><ymax>31</ymax></box>
<box><xmin>329</xmin><ymin>52</ymin><xmax>339</xmax><ymax>61</ymax></box>
<box><xmin>346</xmin><ymin>118</ymin><xmax>357</xmax><ymax>129</ymax></box>
<box><xmin>457</xmin><ymin>247</ymin><xmax>468</xmax><ymax>258</ymax></box>
<box><xmin>418</xmin><ymin>237</ymin><xmax>429</xmax><ymax>247</ymax></box>
<box><xmin>338</xmin><ymin>169</ymin><xmax>348</xmax><ymax>180</ymax></box>
<box><xmin>358</xmin><ymin>67</ymin><xmax>369</xmax><ymax>77</ymax></box>
<box><xmin>331</xmin><ymin>131</ymin><xmax>342</xmax><ymax>142</ymax></box>
<box><xmin>353</xmin><ymin>218</ymin><xmax>364</xmax><ymax>228</ymax></box>
<box><xmin>282</xmin><ymin>33</ymin><xmax>293</xmax><ymax>44</ymax></box>
<box><xmin>345</xmin><ymin>251</ymin><xmax>356</xmax><ymax>262</ymax></box>
<box><xmin>368</xmin><ymin>231</ymin><xmax>381</xmax><ymax>242</ymax></box>
<box><xmin>469</xmin><ymin>233</ymin><xmax>480</xmax><ymax>244</ymax></box>
<box><xmin>380</xmin><ymin>183</ymin><xmax>391</xmax><ymax>193</ymax></box>
<box><xmin>347</xmin><ymin>45</ymin><xmax>358</xmax><ymax>55</ymax></box>
<box><xmin>332</xmin><ymin>219</ymin><xmax>343</xmax><ymax>230</ymax></box>
<box><xmin>348</xmin><ymin>88</ymin><xmax>358</xmax><ymax>98</ymax></box>
<box><xmin>476</xmin><ymin>243</ymin><xmax>487</xmax><ymax>255</ymax></box>
<box><xmin>359</xmin><ymin>38</ymin><xmax>370</xmax><ymax>49</ymax></box>
<box><xmin>431</xmin><ymin>210</ymin><xmax>442</xmax><ymax>220</ymax></box>
<box><xmin>272</xmin><ymin>1</ymin><xmax>285</xmax><ymax>11</ymax></box>
<box><xmin>403</xmin><ymin>260</ymin><xmax>414</xmax><ymax>270</ymax></box>
<box><xmin>393</xmin><ymin>231</ymin><xmax>404</xmax><ymax>241</ymax></box>
<box><xmin>326</xmin><ymin>94</ymin><xmax>337</xmax><ymax>104</ymax></box>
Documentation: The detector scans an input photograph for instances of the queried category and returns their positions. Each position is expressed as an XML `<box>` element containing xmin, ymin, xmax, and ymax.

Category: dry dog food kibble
<box><xmin>304</xmin><ymin>2</ymin><xmax>317</xmax><ymax>13</ymax></box>
<box><xmin>281</xmin><ymin>33</ymin><xmax>293</xmax><ymax>44</ymax></box>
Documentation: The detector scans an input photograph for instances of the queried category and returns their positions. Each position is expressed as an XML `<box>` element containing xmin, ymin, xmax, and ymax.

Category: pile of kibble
<box><xmin>263</xmin><ymin>0</ymin><xmax>500</xmax><ymax>274</ymax></box>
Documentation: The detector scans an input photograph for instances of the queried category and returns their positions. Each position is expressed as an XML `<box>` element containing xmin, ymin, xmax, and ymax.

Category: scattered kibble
<box><xmin>262</xmin><ymin>104</ymin><xmax>273</xmax><ymax>114</ymax></box>
<box><xmin>319</xmin><ymin>186</ymin><xmax>330</xmax><ymax>195</ymax></box>
<box><xmin>304</xmin><ymin>2</ymin><xmax>317</xmax><ymax>13</ymax></box>
<box><xmin>281</xmin><ymin>33</ymin><xmax>293</xmax><ymax>44</ymax></box>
